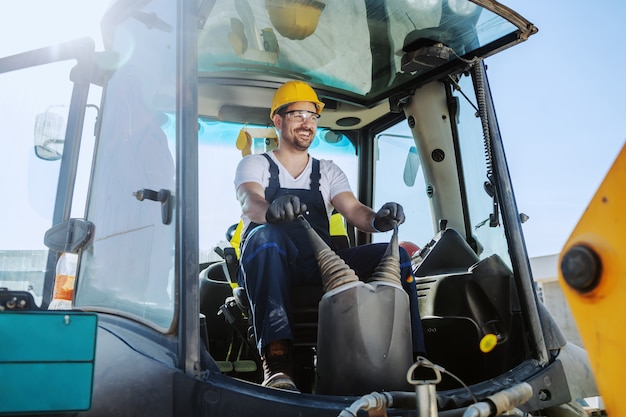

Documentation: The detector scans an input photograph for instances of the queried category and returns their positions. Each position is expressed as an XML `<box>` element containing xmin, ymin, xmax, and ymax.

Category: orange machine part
<box><xmin>558</xmin><ymin>143</ymin><xmax>625</xmax><ymax>416</ymax></box>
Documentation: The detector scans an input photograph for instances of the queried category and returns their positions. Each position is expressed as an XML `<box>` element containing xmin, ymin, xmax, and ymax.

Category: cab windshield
<box><xmin>193</xmin><ymin>120</ymin><xmax>358</xmax><ymax>263</ymax></box>
<box><xmin>199</xmin><ymin>0</ymin><xmax>520</xmax><ymax>101</ymax></box>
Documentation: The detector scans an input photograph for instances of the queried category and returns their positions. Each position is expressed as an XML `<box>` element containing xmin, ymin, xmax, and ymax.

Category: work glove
<box><xmin>265</xmin><ymin>194</ymin><xmax>308</xmax><ymax>224</ymax></box>
<box><xmin>373</xmin><ymin>202</ymin><xmax>405</xmax><ymax>232</ymax></box>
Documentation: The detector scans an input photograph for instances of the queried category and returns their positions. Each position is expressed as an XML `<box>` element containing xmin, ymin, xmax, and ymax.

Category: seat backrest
<box><xmin>199</xmin><ymin>263</ymin><xmax>237</xmax><ymax>360</ymax></box>
<box><xmin>330</xmin><ymin>235</ymin><xmax>350</xmax><ymax>251</ymax></box>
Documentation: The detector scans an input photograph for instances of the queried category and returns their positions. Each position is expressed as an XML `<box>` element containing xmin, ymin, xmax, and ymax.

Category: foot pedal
<box><xmin>233</xmin><ymin>360</ymin><xmax>257</xmax><ymax>373</ymax></box>
<box><xmin>216</xmin><ymin>361</ymin><xmax>234</xmax><ymax>373</ymax></box>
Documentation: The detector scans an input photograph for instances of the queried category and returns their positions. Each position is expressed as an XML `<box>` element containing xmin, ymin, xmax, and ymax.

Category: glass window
<box><xmin>372</xmin><ymin>127</ymin><xmax>434</xmax><ymax>247</ymax></box>
<box><xmin>74</xmin><ymin>1</ymin><xmax>177</xmax><ymax>330</ymax></box>
<box><xmin>454</xmin><ymin>73</ymin><xmax>511</xmax><ymax>267</ymax></box>
<box><xmin>0</xmin><ymin>61</ymin><xmax>76</xmax><ymax>306</ymax></box>
<box><xmin>198</xmin><ymin>0</ymin><xmax>521</xmax><ymax>101</ymax></box>
<box><xmin>195</xmin><ymin>121</ymin><xmax>357</xmax><ymax>262</ymax></box>
<box><xmin>372</xmin><ymin>75</ymin><xmax>512</xmax><ymax>268</ymax></box>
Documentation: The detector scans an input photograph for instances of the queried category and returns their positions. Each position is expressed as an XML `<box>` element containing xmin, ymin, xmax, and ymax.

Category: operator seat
<box><xmin>199</xmin><ymin>214</ymin><xmax>351</xmax><ymax>390</ymax></box>
<box><xmin>237</xmin><ymin>214</ymin><xmax>350</xmax><ymax>384</ymax></box>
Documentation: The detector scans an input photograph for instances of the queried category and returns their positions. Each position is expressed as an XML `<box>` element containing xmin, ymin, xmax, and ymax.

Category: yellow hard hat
<box><xmin>270</xmin><ymin>81</ymin><xmax>325</xmax><ymax>118</ymax></box>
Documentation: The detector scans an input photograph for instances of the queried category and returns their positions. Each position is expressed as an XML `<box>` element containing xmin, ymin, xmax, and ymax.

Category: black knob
<box><xmin>561</xmin><ymin>245</ymin><xmax>602</xmax><ymax>293</ymax></box>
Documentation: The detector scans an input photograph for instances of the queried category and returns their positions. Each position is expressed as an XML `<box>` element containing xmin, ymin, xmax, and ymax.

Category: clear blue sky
<box><xmin>487</xmin><ymin>1</ymin><xmax>625</xmax><ymax>256</ymax></box>
<box><xmin>2</xmin><ymin>1</ymin><xmax>623</xmax><ymax>258</ymax></box>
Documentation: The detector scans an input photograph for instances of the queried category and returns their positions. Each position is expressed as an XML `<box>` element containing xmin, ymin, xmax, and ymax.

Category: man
<box><xmin>235</xmin><ymin>81</ymin><xmax>424</xmax><ymax>391</ymax></box>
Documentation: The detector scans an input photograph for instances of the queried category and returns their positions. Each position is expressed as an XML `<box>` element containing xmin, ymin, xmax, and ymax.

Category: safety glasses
<box><xmin>283</xmin><ymin>110</ymin><xmax>320</xmax><ymax>124</ymax></box>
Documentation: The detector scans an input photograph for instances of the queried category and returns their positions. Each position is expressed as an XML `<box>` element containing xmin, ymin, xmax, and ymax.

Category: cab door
<box><xmin>71</xmin><ymin>0</ymin><xmax>201</xmax><ymax>378</ymax></box>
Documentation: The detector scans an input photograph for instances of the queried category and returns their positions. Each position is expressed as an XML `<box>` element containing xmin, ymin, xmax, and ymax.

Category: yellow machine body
<box><xmin>558</xmin><ymin>143</ymin><xmax>626</xmax><ymax>416</ymax></box>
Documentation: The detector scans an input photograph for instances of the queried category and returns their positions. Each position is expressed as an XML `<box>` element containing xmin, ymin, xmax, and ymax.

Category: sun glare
<box><xmin>0</xmin><ymin>0</ymin><xmax>109</xmax><ymax>57</ymax></box>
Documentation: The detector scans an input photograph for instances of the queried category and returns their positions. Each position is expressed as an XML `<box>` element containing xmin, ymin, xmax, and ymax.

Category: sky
<box><xmin>1</xmin><ymin>1</ymin><xmax>623</xmax><ymax>258</ymax></box>
<box><xmin>486</xmin><ymin>1</ymin><xmax>625</xmax><ymax>256</ymax></box>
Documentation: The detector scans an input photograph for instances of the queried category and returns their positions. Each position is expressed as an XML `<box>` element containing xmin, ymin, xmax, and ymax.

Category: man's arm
<box><xmin>237</xmin><ymin>182</ymin><xmax>269</xmax><ymax>224</ymax></box>
<box><xmin>331</xmin><ymin>191</ymin><xmax>377</xmax><ymax>233</ymax></box>
<box><xmin>237</xmin><ymin>181</ymin><xmax>308</xmax><ymax>225</ymax></box>
<box><xmin>332</xmin><ymin>192</ymin><xmax>406</xmax><ymax>233</ymax></box>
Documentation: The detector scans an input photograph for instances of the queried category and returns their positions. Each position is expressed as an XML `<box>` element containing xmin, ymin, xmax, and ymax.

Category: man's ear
<box><xmin>272</xmin><ymin>113</ymin><xmax>282</xmax><ymax>129</ymax></box>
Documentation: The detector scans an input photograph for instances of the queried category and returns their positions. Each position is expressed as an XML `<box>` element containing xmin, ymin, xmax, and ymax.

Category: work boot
<box><xmin>261</xmin><ymin>339</ymin><xmax>299</xmax><ymax>392</ymax></box>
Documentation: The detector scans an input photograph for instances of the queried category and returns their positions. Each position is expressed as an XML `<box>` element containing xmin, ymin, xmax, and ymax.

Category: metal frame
<box><xmin>177</xmin><ymin>0</ymin><xmax>201</xmax><ymax>376</ymax></box>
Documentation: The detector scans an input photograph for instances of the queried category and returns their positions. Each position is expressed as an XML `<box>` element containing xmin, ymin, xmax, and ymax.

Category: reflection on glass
<box><xmin>34</xmin><ymin>106</ymin><xmax>68</xmax><ymax>161</ymax></box>
<box><xmin>373</xmin><ymin>131</ymin><xmax>432</xmax><ymax>247</ymax></box>
<box><xmin>74</xmin><ymin>1</ymin><xmax>177</xmax><ymax>329</ymax></box>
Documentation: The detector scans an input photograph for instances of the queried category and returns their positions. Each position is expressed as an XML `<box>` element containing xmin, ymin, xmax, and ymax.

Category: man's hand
<box><xmin>373</xmin><ymin>202</ymin><xmax>405</xmax><ymax>232</ymax></box>
<box><xmin>266</xmin><ymin>195</ymin><xmax>308</xmax><ymax>224</ymax></box>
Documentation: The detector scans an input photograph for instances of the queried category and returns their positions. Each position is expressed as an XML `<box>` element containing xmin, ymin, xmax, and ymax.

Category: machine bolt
<box><xmin>431</xmin><ymin>148</ymin><xmax>445</xmax><ymax>162</ymax></box>
<box><xmin>560</xmin><ymin>244</ymin><xmax>602</xmax><ymax>293</ymax></box>
<box><xmin>538</xmin><ymin>389</ymin><xmax>551</xmax><ymax>401</ymax></box>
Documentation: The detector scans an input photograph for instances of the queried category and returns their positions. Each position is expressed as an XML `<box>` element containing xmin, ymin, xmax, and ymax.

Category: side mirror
<box><xmin>34</xmin><ymin>109</ymin><xmax>67</xmax><ymax>161</ymax></box>
<box><xmin>44</xmin><ymin>218</ymin><xmax>94</xmax><ymax>254</ymax></box>
<box><xmin>403</xmin><ymin>145</ymin><xmax>420</xmax><ymax>187</ymax></box>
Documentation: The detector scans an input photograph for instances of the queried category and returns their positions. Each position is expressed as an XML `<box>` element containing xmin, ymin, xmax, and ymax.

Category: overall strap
<box><xmin>262</xmin><ymin>153</ymin><xmax>280</xmax><ymax>201</ymax></box>
<box><xmin>310</xmin><ymin>158</ymin><xmax>321</xmax><ymax>191</ymax></box>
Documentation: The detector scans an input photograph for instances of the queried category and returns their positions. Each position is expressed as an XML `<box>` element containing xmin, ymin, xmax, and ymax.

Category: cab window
<box><xmin>195</xmin><ymin>122</ymin><xmax>358</xmax><ymax>262</ymax></box>
<box><xmin>372</xmin><ymin>125</ymin><xmax>433</xmax><ymax>247</ymax></box>
<box><xmin>74</xmin><ymin>0</ymin><xmax>177</xmax><ymax>330</ymax></box>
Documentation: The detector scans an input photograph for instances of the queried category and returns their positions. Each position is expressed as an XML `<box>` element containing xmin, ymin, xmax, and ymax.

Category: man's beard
<box><xmin>286</xmin><ymin>128</ymin><xmax>314</xmax><ymax>151</ymax></box>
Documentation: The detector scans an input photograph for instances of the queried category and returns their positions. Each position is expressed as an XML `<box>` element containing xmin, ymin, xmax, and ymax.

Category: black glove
<box><xmin>265</xmin><ymin>194</ymin><xmax>308</xmax><ymax>224</ymax></box>
<box><xmin>373</xmin><ymin>202</ymin><xmax>405</xmax><ymax>232</ymax></box>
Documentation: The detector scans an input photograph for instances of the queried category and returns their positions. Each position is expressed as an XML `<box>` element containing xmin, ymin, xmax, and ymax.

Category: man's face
<box><xmin>275</xmin><ymin>101</ymin><xmax>318</xmax><ymax>152</ymax></box>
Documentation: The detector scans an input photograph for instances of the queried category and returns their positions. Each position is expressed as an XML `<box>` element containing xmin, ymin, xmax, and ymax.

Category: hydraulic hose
<box><xmin>338</xmin><ymin>391</ymin><xmax>472</xmax><ymax>417</ymax></box>
<box><xmin>461</xmin><ymin>382</ymin><xmax>533</xmax><ymax>417</ymax></box>
<box><xmin>339</xmin><ymin>391</ymin><xmax>426</xmax><ymax>417</ymax></box>
<box><xmin>338</xmin><ymin>391</ymin><xmax>394</xmax><ymax>417</ymax></box>
<box><xmin>338</xmin><ymin>382</ymin><xmax>532</xmax><ymax>417</ymax></box>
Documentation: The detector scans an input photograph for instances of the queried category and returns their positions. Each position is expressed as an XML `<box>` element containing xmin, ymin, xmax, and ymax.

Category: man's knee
<box><xmin>245</xmin><ymin>224</ymin><xmax>287</xmax><ymax>246</ymax></box>
<box><xmin>242</xmin><ymin>225</ymin><xmax>291</xmax><ymax>260</ymax></box>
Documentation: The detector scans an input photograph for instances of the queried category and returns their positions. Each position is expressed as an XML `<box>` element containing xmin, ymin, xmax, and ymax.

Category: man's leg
<box><xmin>238</xmin><ymin>224</ymin><xmax>299</xmax><ymax>391</ymax></box>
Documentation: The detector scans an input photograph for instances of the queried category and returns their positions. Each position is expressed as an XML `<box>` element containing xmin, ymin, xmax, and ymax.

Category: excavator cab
<box><xmin>0</xmin><ymin>0</ymin><xmax>602</xmax><ymax>415</ymax></box>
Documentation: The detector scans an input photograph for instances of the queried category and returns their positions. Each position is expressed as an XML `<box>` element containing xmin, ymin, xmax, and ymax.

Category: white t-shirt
<box><xmin>234</xmin><ymin>151</ymin><xmax>352</xmax><ymax>232</ymax></box>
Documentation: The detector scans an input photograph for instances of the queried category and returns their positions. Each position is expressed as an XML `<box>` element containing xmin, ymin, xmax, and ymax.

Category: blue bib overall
<box><xmin>239</xmin><ymin>153</ymin><xmax>425</xmax><ymax>355</ymax></box>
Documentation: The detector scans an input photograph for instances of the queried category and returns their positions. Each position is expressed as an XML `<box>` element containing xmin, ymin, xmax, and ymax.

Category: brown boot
<box><xmin>261</xmin><ymin>339</ymin><xmax>299</xmax><ymax>392</ymax></box>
